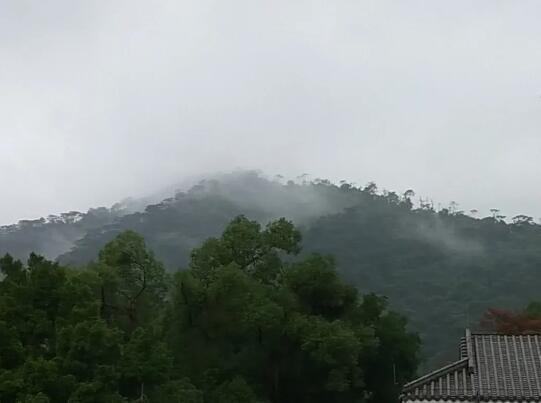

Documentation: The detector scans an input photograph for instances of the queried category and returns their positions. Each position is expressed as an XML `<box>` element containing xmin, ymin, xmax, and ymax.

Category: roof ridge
<box><xmin>470</xmin><ymin>331</ymin><xmax>541</xmax><ymax>336</ymax></box>
<box><xmin>466</xmin><ymin>328</ymin><xmax>475</xmax><ymax>372</ymax></box>
<box><xmin>402</xmin><ymin>357</ymin><xmax>469</xmax><ymax>390</ymax></box>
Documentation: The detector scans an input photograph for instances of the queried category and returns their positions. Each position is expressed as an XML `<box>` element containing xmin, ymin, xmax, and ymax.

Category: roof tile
<box><xmin>401</xmin><ymin>330</ymin><xmax>541</xmax><ymax>401</ymax></box>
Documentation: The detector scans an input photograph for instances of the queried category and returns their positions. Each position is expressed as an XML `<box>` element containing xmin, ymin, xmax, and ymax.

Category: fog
<box><xmin>2</xmin><ymin>0</ymin><xmax>541</xmax><ymax>224</ymax></box>
<box><xmin>409</xmin><ymin>216</ymin><xmax>485</xmax><ymax>257</ymax></box>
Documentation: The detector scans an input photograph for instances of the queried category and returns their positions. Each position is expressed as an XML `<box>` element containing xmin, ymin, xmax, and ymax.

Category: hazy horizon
<box><xmin>2</xmin><ymin>1</ymin><xmax>541</xmax><ymax>224</ymax></box>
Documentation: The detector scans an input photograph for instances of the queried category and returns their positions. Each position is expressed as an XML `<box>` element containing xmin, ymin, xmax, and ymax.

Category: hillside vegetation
<box><xmin>0</xmin><ymin>217</ymin><xmax>419</xmax><ymax>402</ymax></box>
<box><xmin>2</xmin><ymin>171</ymin><xmax>541</xmax><ymax>368</ymax></box>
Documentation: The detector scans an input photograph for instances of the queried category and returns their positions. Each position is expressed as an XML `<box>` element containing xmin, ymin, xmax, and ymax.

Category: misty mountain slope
<box><xmin>0</xmin><ymin>171</ymin><xmax>350</xmax><ymax>266</ymax></box>
<box><xmin>0</xmin><ymin>207</ymin><xmax>129</xmax><ymax>261</ymax></box>
<box><xmin>302</xmin><ymin>202</ymin><xmax>541</xmax><ymax>368</ymax></box>
<box><xmin>58</xmin><ymin>171</ymin><xmax>369</xmax><ymax>267</ymax></box>
<box><xmin>5</xmin><ymin>172</ymin><xmax>541</xmax><ymax>370</ymax></box>
<box><xmin>58</xmin><ymin>195</ymin><xmax>251</xmax><ymax>268</ymax></box>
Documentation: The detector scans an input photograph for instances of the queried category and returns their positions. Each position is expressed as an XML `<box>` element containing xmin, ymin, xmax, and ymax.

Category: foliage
<box><xmin>164</xmin><ymin>216</ymin><xmax>419</xmax><ymax>402</ymax></box>
<box><xmin>7</xmin><ymin>171</ymin><xmax>540</xmax><ymax>369</ymax></box>
<box><xmin>480</xmin><ymin>305</ymin><xmax>541</xmax><ymax>333</ymax></box>
<box><xmin>0</xmin><ymin>216</ymin><xmax>419</xmax><ymax>402</ymax></box>
<box><xmin>0</xmin><ymin>234</ymin><xmax>171</xmax><ymax>402</ymax></box>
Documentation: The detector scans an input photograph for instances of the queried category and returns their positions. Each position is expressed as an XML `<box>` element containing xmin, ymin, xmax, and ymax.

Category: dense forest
<box><xmin>2</xmin><ymin>171</ymin><xmax>541</xmax><ymax>369</ymax></box>
<box><xmin>0</xmin><ymin>217</ymin><xmax>419</xmax><ymax>402</ymax></box>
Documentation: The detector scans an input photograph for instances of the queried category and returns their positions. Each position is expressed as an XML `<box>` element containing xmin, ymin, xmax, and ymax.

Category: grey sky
<box><xmin>1</xmin><ymin>0</ymin><xmax>541</xmax><ymax>224</ymax></box>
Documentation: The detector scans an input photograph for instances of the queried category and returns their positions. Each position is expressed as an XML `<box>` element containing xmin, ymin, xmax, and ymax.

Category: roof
<box><xmin>401</xmin><ymin>329</ymin><xmax>541</xmax><ymax>401</ymax></box>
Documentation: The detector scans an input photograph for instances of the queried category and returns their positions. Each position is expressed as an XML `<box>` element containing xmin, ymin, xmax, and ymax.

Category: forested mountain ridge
<box><xmin>57</xmin><ymin>172</ymin><xmax>366</xmax><ymax>269</ymax></box>
<box><xmin>2</xmin><ymin>171</ymin><xmax>541</xmax><ymax>369</ymax></box>
<box><xmin>0</xmin><ymin>196</ymin><xmax>159</xmax><ymax>262</ymax></box>
<box><xmin>303</xmin><ymin>197</ymin><xmax>541</xmax><ymax>366</ymax></box>
<box><xmin>0</xmin><ymin>208</ymin><xmax>121</xmax><ymax>261</ymax></box>
<box><xmin>0</xmin><ymin>172</ymin><xmax>361</xmax><ymax>264</ymax></box>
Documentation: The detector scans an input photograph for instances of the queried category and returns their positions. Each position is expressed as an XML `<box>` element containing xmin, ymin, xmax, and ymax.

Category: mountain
<box><xmin>0</xmin><ymin>208</ymin><xmax>121</xmax><ymax>261</ymax></box>
<box><xmin>303</xmin><ymin>197</ymin><xmax>541</xmax><ymax>366</ymax></box>
<box><xmin>56</xmin><ymin>172</ymin><xmax>366</xmax><ymax>269</ymax></box>
<box><xmin>2</xmin><ymin>170</ymin><xmax>541</xmax><ymax>369</ymax></box>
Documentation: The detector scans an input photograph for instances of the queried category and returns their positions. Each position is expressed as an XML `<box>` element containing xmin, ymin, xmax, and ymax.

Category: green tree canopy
<box><xmin>166</xmin><ymin>216</ymin><xmax>419</xmax><ymax>402</ymax></box>
<box><xmin>0</xmin><ymin>216</ymin><xmax>419</xmax><ymax>402</ymax></box>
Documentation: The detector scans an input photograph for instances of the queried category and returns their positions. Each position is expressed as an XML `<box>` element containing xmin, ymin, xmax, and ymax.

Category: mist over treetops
<box><xmin>2</xmin><ymin>171</ymin><xmax>541</xmax><ymax>369</ymax></box>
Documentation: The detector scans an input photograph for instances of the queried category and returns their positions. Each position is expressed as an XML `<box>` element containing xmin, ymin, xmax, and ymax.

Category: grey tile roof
<box><xmin>401</xmin><ymin>329</ymin><xmax>541</xmax><ymax>401</ymax></box>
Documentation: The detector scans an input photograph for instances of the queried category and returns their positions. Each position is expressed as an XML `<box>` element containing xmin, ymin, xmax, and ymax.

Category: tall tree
<box><xmin>96</xmin><ymin>231</ymin><xmax>167</xmax><ymax>329</ymax></box>
<box><xmin>166</xmin><ymin>216</ymin><xmax>419</xmax><ymax>402</ymax></box>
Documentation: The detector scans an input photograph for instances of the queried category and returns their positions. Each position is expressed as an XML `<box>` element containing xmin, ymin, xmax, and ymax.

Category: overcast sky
<box><xmin>1</xmin><ymin>0</ymin><xmax>541</xmax><ymax>224</ymax></box>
